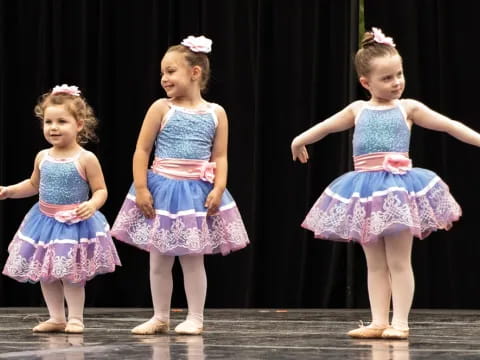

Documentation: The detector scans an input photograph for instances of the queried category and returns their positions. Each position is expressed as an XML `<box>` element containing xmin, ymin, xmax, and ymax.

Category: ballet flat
<box><xmin>32</xmin><ymin>321</ymin><xmax>66</xmax><ymax>333</ymax></box>
<box><xmin>131</xmin><ymin>319</ymin><xmax>170</xmax><ymax>335</ymax></box>
<box><xmin>174</xmin><ymin>320</ymin><xmax>203</xmax><ymax>335</ymax></box>
<box><xmin>347</xmin><ymin>326</ymin><xmax>387</xmax><ymax>339</ymax></box>
<box><xmin>65</xmin><ymin>319</ymin><xmax>85</xmax><ymax>334</ymax></box>
<box><xmin>381</xmin><ymin>327</ymin><xmax>409</xmax><ymax>340</ymax></box>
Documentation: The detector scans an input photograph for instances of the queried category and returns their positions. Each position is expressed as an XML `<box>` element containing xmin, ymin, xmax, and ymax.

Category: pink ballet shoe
<box><xmin>174</xmin><ymin>320</ymin><xmax>203</xmax><ymax>335</ymax></box>
<box><xmin>131</xmin><ymin>318</ymin><xmax>170</xmax><ymax>335</ymax></box>
<box><xmin>32</xmin><ymin>320</ymin><xmax>66</xmax><ymax>333</ymax></box>
<box><xmin>65</xmin><ymin>318</ymin><xmax>85</xmax><ymax>334</ymax></box>
<box><xmin>381</xmin><ymin>327</ymin><xmax>409</xmax><ymax>340</ymax></box>
<box><xmin>347</xmin><ymin>322</ymin><xmax>387</xmax><ymax>339</ymax></box>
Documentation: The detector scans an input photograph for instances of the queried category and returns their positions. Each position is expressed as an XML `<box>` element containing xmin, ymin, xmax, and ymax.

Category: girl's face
<box><xmin>160</xmin><ymin>51</ymin><xmax>198</xmax><ymax>98</ymax></box>
<box><xmin>360</xmin><ymin>54</ymin><xmax>405</xmax><ymax>104</ymax></box>
<box><xmin>43</xmin><ymin>104</ymin><xmax>83</xmax><ymax>149</ymax></box>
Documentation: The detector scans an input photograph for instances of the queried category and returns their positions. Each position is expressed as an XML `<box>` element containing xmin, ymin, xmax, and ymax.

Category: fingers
<box><xmin>140</xmin><ymin>203</ymin><xmax>155</xmax><ymax>219</ymax></box>
<box><xmin>76</xmin><ymin>202</ymin><xmax>96</xmax><ymax>220</ymax></box>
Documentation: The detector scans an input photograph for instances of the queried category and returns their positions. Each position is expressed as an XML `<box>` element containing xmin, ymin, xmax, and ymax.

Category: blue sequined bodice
<box><xmin>353</xmin><ymin>105</ymin><xmax>410</xmax><ymax>156</ymax></box>
<box><xmin>39</xmin><ymin>152</ymin><xmax>90</xmax><ymax>204</ymax></box>
<box><xmin>154</xmin><ymin>103</ymin><xmax>217</xmax><ymax>160</ymax></box>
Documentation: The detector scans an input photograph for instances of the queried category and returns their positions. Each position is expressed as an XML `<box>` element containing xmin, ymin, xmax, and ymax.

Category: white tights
<box><xmin>361</xmin><ymin>230</ymin><xmax>414</xmax><ymax>330</ymax></box>
<box><xmin>40</xmin><ymin>280</ymin><xmax>85</xmax><ymax>323</ymax></box>
<box><xmin>150</xmin><ymin>252</ymin><xmax>207</xmax><ymax>326</ymax></box>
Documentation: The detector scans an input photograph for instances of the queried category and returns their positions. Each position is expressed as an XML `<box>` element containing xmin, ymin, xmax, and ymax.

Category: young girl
<box><xmin>0</xmin><ymin>84</ymin><xmax>121</xmax><ymax>333</ymax></box>
<box><xmin>111</xmin><ymin>35</ymin><xmax>250</xmax><ymax>335</ymax></box>
<box><xmin>291</xmin><ymin>28</ymin><xmax>480</xmax><ymax>339</ymax></box>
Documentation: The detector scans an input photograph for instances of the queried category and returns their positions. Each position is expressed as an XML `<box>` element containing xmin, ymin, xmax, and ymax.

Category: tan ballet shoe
<box><xmin>131</xmin><ymin>318</ymin><xmax>169</xmax><ymax>335</ymax></box>
<box><xmin>381</xmin><ymin>327</ymin><xmax>409</xmax><ymax>340</ymax></box>
<box><xmin>32</xmin><ymin>320</ymin><xmax>66</xmax><ymax>333</ymax></box>
<box><xmin>65</xmin><ymin>319</ymin><xmax>85</xmax><ymax>334</ymax></box>
<box><xmin>174</xmin><ymin>320</ymin><xmax>203</xmax><ymax>335</ymax></box>
<box><xmin>347</xmin><ymin>324</ymin><xmax>387</xmax><ymax>339</ymax></box>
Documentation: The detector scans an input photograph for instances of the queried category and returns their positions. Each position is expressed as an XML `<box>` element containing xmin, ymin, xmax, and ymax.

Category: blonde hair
<box><xmin>165</xmin><ymin>44</ymin><xmax>211</xmax><ymax>92</ymax></box>
<box><xmin>354</xmin><ymin>31</ymin><xmax>400</xmax><ymax>77</ymax></box>
<box><xmin>34</xmin><ymin>90</ymin><xmax>98</xmax><ymax>144</ymax></box>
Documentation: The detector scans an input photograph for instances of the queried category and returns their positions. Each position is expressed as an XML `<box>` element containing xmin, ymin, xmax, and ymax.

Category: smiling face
<box><xmin>43</xmin><ymin>104</ymin><xmax>83</xmax><ymax>150</ymax></box>
<box><xmin>160</xmin><ymin>50</ymin><xmax>199</xmax><ymax>98</ymax></box>
<box><xmin>360</xmin><ymin>54</ymin><xmax>405</xmax><ymax>104</ymax></box>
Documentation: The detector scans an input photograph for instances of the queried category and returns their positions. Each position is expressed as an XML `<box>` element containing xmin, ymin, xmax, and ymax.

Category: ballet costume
<box><xmin>302</xmin><ymin>101</ymin><xmax>461</xmax><ymax>243</ymax></box>
<box><xmin>2</xmin><ymin>149</ymin><xmax>121</xmax><ymax>284</ymax></box>
<box><xmin>111</xmin><ymin>100</ymin><xmax>249</xmax><ymax>334</ymax></box>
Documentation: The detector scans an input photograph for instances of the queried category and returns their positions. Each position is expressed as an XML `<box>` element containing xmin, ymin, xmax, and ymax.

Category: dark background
<box><xmin>0</xmin><ymin>0</ymin><xmax>479</xmax><ymax>309</ymax></box>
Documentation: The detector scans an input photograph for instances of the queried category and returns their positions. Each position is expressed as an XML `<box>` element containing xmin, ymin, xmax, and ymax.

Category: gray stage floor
<box><xmin>0</xmin><ymin>308</ymin><xmax>479</xmax><ymax>359</ymax></box>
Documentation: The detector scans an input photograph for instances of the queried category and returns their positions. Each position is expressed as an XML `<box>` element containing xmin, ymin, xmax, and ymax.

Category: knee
<box><xmin>150</xmin><ymin>254</ymin><xmax>174</xmax><ymax>275</ymax></box>
<box><xmin>387</xmin><ymin>259</ymin><xmax>412</xmax><ymax>274</ymax></box>
<box><xmin>179</xmin><ymin>255</ymin><xmax>204</xmax><ymax>274</ymax></box>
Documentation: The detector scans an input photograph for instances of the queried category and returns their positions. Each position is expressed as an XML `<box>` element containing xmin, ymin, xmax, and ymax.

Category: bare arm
<box><xmin>0</xmin><ymin>151</ymin><xmax>43</xmax><ymax>199</ymax></box>
<box><xmin>406</xmin><ymin>99</ymin><xmax>480</xmax><ymax>147</ymax></box>
<box><xmin>291</xmin><ymin>102</ymin><xmax>358</xmax><ymax>163</ymax></box>
<box><xmin>75</xmin><ymin>151</ymin><xmax>108</xmax><ymax>220</ymax></box>
<box><xmin>133</xmin><ymin>99</ymin><xmax>168</xmax><ymax>218</ymax></box>
<box><xmin>205</xmin><ymin>105</ymin><xmax>228</xmax><ymax>215</ymax></box>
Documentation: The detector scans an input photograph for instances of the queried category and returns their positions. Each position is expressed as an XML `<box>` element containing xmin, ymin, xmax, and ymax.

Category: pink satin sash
<box><xmin>354</xmin><ymin>152</ymin><xmax>412</xmax><ymax>174</ymax></box>
<box><xmin>39</xmin><ymin>200</ymin><xmax>82</xmax><ymax>224</ymax></box>
<box><xmin>152</xmin><ymin>158</ymin><xmax>216</xmax><ymax>183</ymax></box>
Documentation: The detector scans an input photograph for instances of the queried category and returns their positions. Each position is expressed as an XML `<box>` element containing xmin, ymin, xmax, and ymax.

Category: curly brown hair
<box><xmin>34</xmin><ymin>89</ymin><xmax>98</xmax><ymax>144</ymax></box>
<box><xmin>165</xmin><ymin>44</ymin><xmax>211</xmax><ymax>92</ymax></box>
<box><xmin>354</xmin><ymin>31</ymin><xmax>399</xmax><ymax>77</ymax></box>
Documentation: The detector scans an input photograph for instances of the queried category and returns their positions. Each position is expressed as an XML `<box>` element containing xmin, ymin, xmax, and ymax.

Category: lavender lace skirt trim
<box><xmin>302</xmin><ymin>173</ymin><xmax>461</xmax><ymax>244</ymax></box>
<box><xmin>111</xmin><ymin>198</ymin><xmax>249</xmax><ymax>255</ymax></box>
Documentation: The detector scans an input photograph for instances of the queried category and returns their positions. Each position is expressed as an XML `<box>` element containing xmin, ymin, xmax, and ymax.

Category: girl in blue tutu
<box><xmin>291</xmin><ymin>28</ymin><xmax>480</xmax><ymax>339</ymax></box>
<box><xmin>0</xmin><ymin>84</ymin><xmax>121</xmax><ymax>333</ymax></box>
<box><xmin>111</xmin><ymin>35</ymin><xmax>249</xmax><ymax>335</ymax></box>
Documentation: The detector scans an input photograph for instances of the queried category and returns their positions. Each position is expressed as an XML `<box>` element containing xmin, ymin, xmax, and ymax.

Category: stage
<box><xmin>0</xmin><ymin>308</ymin><xmax>479</xmax><ymax>359</ymax></box>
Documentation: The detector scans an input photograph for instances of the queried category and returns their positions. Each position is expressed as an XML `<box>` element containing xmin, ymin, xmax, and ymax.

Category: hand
<box><xmin>76</xmin><ymin>201</ymin><xmax>96</xmax><ymax>220</ymax></box>
<box><xmin>291</xmin><ymin>138</ymin><xmax>309</xmax><ymax>163</ymax></box>
<box><xmin>205</xmin><ymin>188</ymin><xmax>223</xmax><ymax>216</ymax></box>
<box><xmin>136</xmin><ymin>188</ymin><xmax>155</xmax><ymax>219</ymax></box>
<box><xmin>0</xmin><ymin>186</ymin><xmax>10</xmax><ymax>200</ymax></box>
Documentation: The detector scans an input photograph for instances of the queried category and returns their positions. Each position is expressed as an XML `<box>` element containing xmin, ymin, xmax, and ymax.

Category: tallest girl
<box><xmin>112</xmin><ymin>35</ymin><xmax>249</xmax><ymax>335</ymax></box>
<box><xmin>291</xmin><ymin>27</ymin><xmax>480</xmax><ymax>339</ymax></box>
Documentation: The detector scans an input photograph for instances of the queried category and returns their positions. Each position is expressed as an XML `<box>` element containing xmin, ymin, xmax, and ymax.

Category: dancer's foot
<box><xmin>174</xmin><ymin>320</ymin><xmax>203</xmax><ymax>335</ymax></box>
<box><xmin>347</xmin><ymin>324</ymin><xmax>387</xmax><ymax>339</ymax></box>
<box><xmin>381</xmin><ymin>327</ymin><xmax>409</xmax><ymax>340</ymax></box>
<box><xmin>131</xmin><ymin>318</ymin><xmax>169</xmax><ymax>335</ymax></box>
<box><xmin>65</xmin><ymin>318</ymin><xmax>84</xmax><ymax>334</ymax></box>
<box><xmin>32</xmin><ymin>320</ymin><xmax>66</xmax><ymax>333</ymax></box>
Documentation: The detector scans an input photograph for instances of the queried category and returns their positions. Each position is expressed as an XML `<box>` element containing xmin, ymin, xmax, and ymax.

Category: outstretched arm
<box><xmin>406</xmin><ymin>99</ymin><xmax>480</xmax><ymax>147</ymax></box>
<box><xmin>206</xmin><ymin>105</ymin><xmax>228</xmax><ymax>216</ymax></box>
<box><xmin>0</xmin><ymin>151</ymin><xmax>42</xmax><ymax>200</ymax></box>
<box><xmin>291</xmin><ymin>102</ymin><xmax>357</xmax><ymax>163</ymax></box>
<box><xmin>76</xmin><ymin>151</ymin><xmax>108</xmax><ymax>220</ymax></box>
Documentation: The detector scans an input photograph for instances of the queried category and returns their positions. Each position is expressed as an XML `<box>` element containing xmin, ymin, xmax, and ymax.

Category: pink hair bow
<box><xmin>383</xmin><ymin>154</ymin><xmax>412</xmax><ymax>174</ymax></box>
<box><xmin>52</xmin><ymin>84</ymin><xmax>81</xmax><ymax>96</ymax></box>
<box><xmin>372</xmin><ymin>27</ymin><xmax>396</xmax><ymax>47</ymax></box>
<box><xmin>199</xmin><ymin>162</ymin><xmax>216</xmax><ymax>183</ymax></box>
<box><xmin>54</xmin><ymin>209</ymin><xmax>82</xmax><ymax>224</ymax></box>
<box><xmin>181</xmin><ymin>35</ymin><xmax>212</xmax><ymax>53</ymax></box>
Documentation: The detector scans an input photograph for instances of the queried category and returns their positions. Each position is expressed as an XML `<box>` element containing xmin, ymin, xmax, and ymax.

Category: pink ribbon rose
<box><xmin>383</xmin><ymin>154</ymin><xmax>412</xmax><ymax>174</ymax></box>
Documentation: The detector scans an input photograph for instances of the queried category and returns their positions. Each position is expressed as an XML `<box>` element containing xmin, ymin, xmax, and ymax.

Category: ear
<box><xmin>191</xmin><ymin>65</ymin><xmax>202</xmax><ymax>81</ymax></box>
<box><xmin>359</xmin><ymin>76</ymin><xmax>370</xmax><ymax>90</ymax></box>
<box><xmin>76</xmin><ymin>118</ymin><xmax>85</xmax><ymax>132</ymax></box>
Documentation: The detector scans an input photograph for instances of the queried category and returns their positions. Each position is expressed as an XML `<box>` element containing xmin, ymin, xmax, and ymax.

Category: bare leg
<box><xmin>175</xmin><ymin>255</ymin><xmax>206</xmax><ymax>334</ymax></box>
<box><xmin>361</xmin><ymin>238</ymin><xmax>391</xmax><ymax>329</ymax></box>
<box><xmin>384</xmin><ymin>230</ymin><xmax>414</xmax><ymax>330</ymax></box>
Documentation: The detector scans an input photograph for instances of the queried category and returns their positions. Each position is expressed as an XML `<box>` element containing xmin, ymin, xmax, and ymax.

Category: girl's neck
<box><xmin>49</xmin><ymin>144</ymin><xmax>82</xmax><ymax>158</ymax></box>
<box><xmin>169</xmin><ymin>94</ymin><xmax>205</xmax><ymax>109</ymax></box>
<box><xmin>368</xmin><ymin>98</ymin><xmax>398</xmax><ymax>107</ymax></box>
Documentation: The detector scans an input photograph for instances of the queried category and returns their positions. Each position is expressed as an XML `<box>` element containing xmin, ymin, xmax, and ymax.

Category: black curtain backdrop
<box><xmin>0</xmin><ymin>0</ymin><xmax>478</xmax><ymax>310</ymax></box>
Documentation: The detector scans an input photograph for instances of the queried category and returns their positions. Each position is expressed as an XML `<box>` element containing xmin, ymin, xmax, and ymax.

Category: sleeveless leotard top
<box><xmin>352</xmin><ymin>103</ymin><xmax>411</xmax><ymax>156</ymax></box>
<box><xmin>154</xmin><ymin>102</ymin><xmax>218</xmax><ymax>161</ymax></box>
<box><xmin>39</xmin><ymin>150</ymin><xmax>90</xmax><ymax>205</ymax></box>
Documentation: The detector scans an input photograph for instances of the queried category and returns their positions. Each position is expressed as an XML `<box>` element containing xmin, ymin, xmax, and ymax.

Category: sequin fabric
<box><xmin>155</xmin><ymin>105</ymin><xmax>216</xmax><ymax>160</ymax></box>
<box><xmin>353</xmin><ymin>106</ymin><xmax>410</xmax><ymax>156</ymax></box>
<box><xmin>40</xmin><ymin>156</ymin><xmax>89</xmax><ymax>204</ymax></box>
